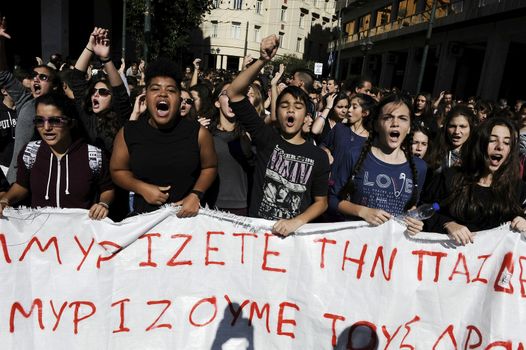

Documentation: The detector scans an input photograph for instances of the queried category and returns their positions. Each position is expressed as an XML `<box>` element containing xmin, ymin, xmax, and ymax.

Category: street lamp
<box><xmin>359</xmin><ymin>37</ymin><xmax>373</xmax><ymax>76</ymax></box>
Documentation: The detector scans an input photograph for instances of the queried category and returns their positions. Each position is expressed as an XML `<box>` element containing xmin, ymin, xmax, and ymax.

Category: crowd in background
<box><xmin>1</xmin><ymin>19</ymin><xmax>526</xmax><ymax>243</ymax></box>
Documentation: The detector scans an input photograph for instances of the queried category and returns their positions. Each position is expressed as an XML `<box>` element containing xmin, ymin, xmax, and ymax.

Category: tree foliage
<box><xmin>126</xmin><ymin>0</ymin><xmax>213</xmax><ymax>61</ymax></box>
<box><xmin>271</xmin><ymin>54</ymin><xmax>315</xmax><ymax>74</ymax></box>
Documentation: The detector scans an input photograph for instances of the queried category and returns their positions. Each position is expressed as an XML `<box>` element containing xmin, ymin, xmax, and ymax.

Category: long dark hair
<box><xmin>327</xmin><ymin>92</ymin><xmax>349</xmax><ymax>122</ymax></box>
<box><xmin>339</xmin><ymin>93</ymin><xmax>420</xmax><ymax>211</ymax></box>
<box><xmin>447</xmin><ymin>117</ymin><xmax>523</xmax><ymax>220</ymax></box>
<box><xmin>82</xmin><ymin>78</ymin><xmax>122</xmax><ymax>142</ymax></box>
<box><xmin>190</xmin><ymin>83</ymin><xmax>215</xmax><ymax>119</ymax></box>
<box><xmin>350</xmin><ymin>93</ymin><xmax>377</xmax><ymax>132</ymax></box>
<box><xmin>428</xmin><ymin>104</ymin><xmax>477</xmax><ymax>171</ymax></box>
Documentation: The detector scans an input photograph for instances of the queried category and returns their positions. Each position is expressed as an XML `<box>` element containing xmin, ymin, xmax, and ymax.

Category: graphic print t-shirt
<box><xmin>329</xmin><ymin>148</ymin><xmax>427</xmax><ymax>219</ymax></box>
<box><xmin>229</xmin><ymin>98</ymin><xmax>330</xmax><ymax>220</ymax></box>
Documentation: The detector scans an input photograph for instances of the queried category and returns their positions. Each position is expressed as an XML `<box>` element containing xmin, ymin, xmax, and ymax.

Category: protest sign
<box><xmin>0</xmin><ymin>207</ymin><xmax>525</xmax><ymax>349</ymax></box>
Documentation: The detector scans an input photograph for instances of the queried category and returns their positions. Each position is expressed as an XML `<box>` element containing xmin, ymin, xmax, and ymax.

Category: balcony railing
<box><xmin>329</xmin><ymin>0</ymin><xmax>464</xmax><ymax>50</ymax></box>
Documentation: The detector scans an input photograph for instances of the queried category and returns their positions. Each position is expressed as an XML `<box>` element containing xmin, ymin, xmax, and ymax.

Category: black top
<box><xmin>423</xmin><ymin>167</ymin><xmax>526</xmax><ymax>233</ymax></box>
<box><xmin>124</xmin><ymin>115</ymin><xmax>201</xmax><ymax>213</ymax></box>
<box><xmin>0</xmin><ymin>102</ymin><xmax>16</xmax><ymax>167</ymax></box>
<box><xmin>229</xmin><ymin>97</ymin><xmax>330</xmax><ymax>220</ymax></box>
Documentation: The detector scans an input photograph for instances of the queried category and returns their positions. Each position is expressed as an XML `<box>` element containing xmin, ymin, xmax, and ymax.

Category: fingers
<box><xmin>88</xmin><ymin>204</ymin><xmax>108</xmax><ymax>220</ymax></box>
<box><xmin>404</xmin><ymin>217</ymin><xmax>424</xmax><ymax>236</ymax></box>
<box><xmin>511</xmin><ymin>216</ymin><xmax>526</xmax><ymax>232</ymax></box>
<box><xmin>450</xmin><ymin>229</ymin><xmax>474</xmax><ymax>246</ymax></box>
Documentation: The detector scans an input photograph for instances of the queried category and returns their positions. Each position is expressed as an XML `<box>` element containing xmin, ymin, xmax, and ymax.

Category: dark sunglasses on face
<box><xmin>181</xmin><ymin>98</ymin><xmax>194</xmax><ymax>105</ymax></box>
<box><xmin>30</xmin><ymin>71</ymin><xmax>50</xmax><ymax>81</ymax></box>
<box><xmin>91</xmin><ymin>87</ymin><xmax>112</xmax><ymax>97</ymax></box>
<box><xmin>34</xmin><ymin>116</ymin><xmax>71</xmax><ymax>127</ymax></box>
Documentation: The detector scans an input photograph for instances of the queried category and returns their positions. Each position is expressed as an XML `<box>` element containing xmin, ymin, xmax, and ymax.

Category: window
<box><xmin>256</xmin><ymin>0</ymin><xmax>262</xmax><ymax>14</ymax></box>
<box><xmin>345</xmin><ymin>20</ymin><xmax>356</xmax><ymax>36</ymax></box>
<box><xmin>358</xmin><ymin>14</ymin><xmax>371</xmax><ymax>32</ymax></box>
<box><xmin>233</xmin><ymin>0</ymin><xmax>242</xmax><ymax>10</ymax></box>
<box><xmin>376</xmin><ymin>6</ymin><xmax>392</xmax><ymax>25</ymax></box>
<box><xmin>296</xmin><ymin>37</ymin><xmax>302</xmax><ymax>52</ymax></box>
<box><xmin>300</xmin><ymin>13</ymin><xmax>305</xmax><ymax>28</ymax></box>
<box><xmin>231</xmin><ymin>22</ymin><xmax>241</xmax><ymax>39</ymax></box>
<box><xmin>398</xmin><ymin>0</ymin><xmax>417</xmax><ymax>19</ymax></box>
<box><xmin>281</xmin><ymin>6</ymin><xmax>287</xmax><ymax>21</ymax></box>
<box><xmin>212</xmin><ymin>0</ymin><xmax>220</xmax><ymax>8</ymax></box>
<box><xmin>254</xmin><ymin>25</ymin><xmax>261</xmax><ymax>42</ymax></box>
<box><xmin>279</xmin><ymin>32</ymin><xmax>285</xmax><ymax>48</ymax></box>
<box><xmin>211</xmin><ymin>21</ymin><xmax>218</xmax><ymax>38</ymax></box>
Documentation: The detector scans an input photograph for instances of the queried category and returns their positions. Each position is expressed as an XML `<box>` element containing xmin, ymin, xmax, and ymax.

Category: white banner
<box><xmin>0</xmin><ymin>207</ymin><xmax>525</xmax><ymax>349</ymax></box>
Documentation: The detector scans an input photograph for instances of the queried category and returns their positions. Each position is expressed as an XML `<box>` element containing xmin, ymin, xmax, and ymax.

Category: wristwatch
<box><xmin>190</xmin><ymin>189</ymin><xmax>204</xmax><ymax>200</ymax></box>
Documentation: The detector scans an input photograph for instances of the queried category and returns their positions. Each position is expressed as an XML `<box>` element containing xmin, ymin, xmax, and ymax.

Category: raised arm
<box><xmin>190</xmin><ymin>58</ymin><xmax>200</xmax><ymax>87</ymax></box>
<box><xmin>91</xmin><ymin>28</ymin><xmax>125</xmax><ymax>88</ymax></box>
<box><xmin>269</xmin><ymin>63</ymin><xmax>285</xmax><ymax>123</ymax></box>
<box><xmin>0</xmin><ymin>17</ymin><xmax>11</xmax><ymax>71</ymax></box>
<box><xmin>227</xmin><ymin>34</ymin><xmax>279</xmax><ymax>103</ymax></box>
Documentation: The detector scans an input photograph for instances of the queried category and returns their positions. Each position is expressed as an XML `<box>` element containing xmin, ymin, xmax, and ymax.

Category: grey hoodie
<box><xmin>0</xmin><ymin>70</ymin><xmax>35</xmax><ymax>184</ymax></box>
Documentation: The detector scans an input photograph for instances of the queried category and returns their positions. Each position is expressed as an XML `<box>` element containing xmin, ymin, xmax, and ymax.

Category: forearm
<box><xmin>99</xmin><ymin>189</ymin><xmax>115</xmax><ymax>206</ymax></box>
<box><xmin>192</xmin><ymin>167</ymin><xmax>217</xmax><ymax>193</ymax></box>
<box><xmin>75</xmin><ymin>47</ymin><xmax>94</xmax><ymax>72</ymax></box>
<box><xmin>103</xmin><ymin>60</ymin><xmax>125</xmax><ymax>87</ymax></box>
<box><xmin>190</xmin><ymin>68</ymin><xmax>199</xmax><ymax>87</ymax></box>
<box><xmin>111</xmin><ymin>170</ymin><xmax>150</xmax><ymax>196</ymax></box>
<box><xmin>295</xmin><ymin>198</ymin><xmax>328</xmax><ymax>225</ymax></box>
<box><xmin>311</xmin><ymin>110</ymin><xmax>329</xmax><ymax>135</ymax></box>
<box><xmin>0</xmin><ymin>38</ymin><xmax>7</xmax><ymax>71</ymax></box>
<box><xmin>270</xmin><ymin>83</ymin><xmax>278</xmax><ymax>123</ymax></box>
<box><xmin>338</xmin><ymin>200</ymin><xmax>367</xmax><ymax>218</ymax></box>
<box><xmin>228</xmin><ymin>58</ymin><xmax>267</xmax><ymax>102</ymax></box>
<box><xmin>3</xmin><ymin>183</ymin><xmax>29</xmax><ymax>206</ymax></box>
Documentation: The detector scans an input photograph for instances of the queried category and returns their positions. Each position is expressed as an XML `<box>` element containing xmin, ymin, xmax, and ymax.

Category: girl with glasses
<box><xmin>0</xmin><ymin>92</ymin><xmax>114</xmax><ymax>219</ymax></box>
<box><xmin>70</xmin><ymin>27</ymin><xmax>132</xmax><ymax>221</ymax></box>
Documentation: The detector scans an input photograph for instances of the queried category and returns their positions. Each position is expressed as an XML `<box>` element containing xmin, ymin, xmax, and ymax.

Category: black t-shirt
<box><xmin>229</xmin><ymin>98</ymin><xmax>330</xmax><ymax>220</ymax></box>
<box><xmin>423</xmin><ymin>167</ymin><xmax>526</xmax><ymax>233</ymax></box>
<box><xmin>0</xmin><ymin>103</ymin><xmax>16</xmax><ymax>167</ymax></box>
<box><xmin>124</xmin><ymin>115</ymin><xmax>201</xmax><ymax>213</ymax></box>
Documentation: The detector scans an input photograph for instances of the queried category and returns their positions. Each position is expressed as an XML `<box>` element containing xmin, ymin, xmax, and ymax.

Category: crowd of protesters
<box><xmin>1</xmin><ymin>18</ymin><xmax>526</xmax><ymax>243</ymax></box>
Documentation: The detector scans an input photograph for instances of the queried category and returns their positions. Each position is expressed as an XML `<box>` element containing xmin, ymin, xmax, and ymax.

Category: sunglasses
<box><xmin>91</xmin><ymin>87</ymin><xmax>112</xmax><ymax>97</ymax></box>
<box><xmin>30</xmin><ymin>71</ymin><xmax>50</xmax><ymax>81</ymax></box>
<box><xmin>181</xmin><ymin>98</ymin><xmax>194</xmax><ymax>105</ymax></box>
<box><xmin>34</xmin><ymin>116</ymin><xmax>71</xmax><ymax>127</ymax></box>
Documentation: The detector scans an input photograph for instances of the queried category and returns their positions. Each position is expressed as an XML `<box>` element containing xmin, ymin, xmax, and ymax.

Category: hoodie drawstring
<box><xmin>65</xmin><ymin>154</ymin><xmax>70</xmax><ymax>195</ymax></box>
<box><xmin>45</xmin><ymin>153</ymin><xmax>53</xmax><ymax>200</ymax></box>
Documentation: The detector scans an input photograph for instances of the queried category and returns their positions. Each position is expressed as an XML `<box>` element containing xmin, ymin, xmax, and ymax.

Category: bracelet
<box><xmin>98</xmin><ymin>201</ymin><xmax>110</xmax><ymax>209</ymax></box>
<box><xmin>320</xmin><ymin>114</ymin><xmax>327</xmax><ymax>121</ymax></box>
<box><xmin>85</xmin><ymin>47</ymin><xmax>94</xmax><ymax>53</ymax></box>
<box><xmin>99</xmin><ymin>56</ymin><xmax>112</xmax><ymax>64</ymax></box>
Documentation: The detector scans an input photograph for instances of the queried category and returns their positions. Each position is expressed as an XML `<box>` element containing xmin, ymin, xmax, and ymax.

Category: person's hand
<box><xmin>92</xmin><ymin>28</ymin><xmax>110</xmax><ymax>60</ymax></box>
<box><xmin>130</xmin><ymin>92</ymin><xmax>146</xmax><ymax>120</ymax></box>
<box><xmin>271</xmin><ymin>63</ymin><xmax>285</xmax><ymax>86</ymax></box>
<box><xmin>0</xmin><ymin>17</ymin><xmax>11</xmax><ymax>40</ymax></box>
<box><xmin>511</xmin><ymin>216</ymin><xmax>526</xmax><ymax>232</ymax></box>
<box><xmin>444</xmin><ymin>221</ymin><xmax>474</xmax><ymax>245</ymax></box>
<box><xmin>242</xmin><ymin>54</ymin><xmax>254</xmax><ymax>68</ymax></box>
<box><xmin>197</xmin><ymin>117</ymin><xmax>211</xmax><ymax>128</ymax></box>
<box><xmin>88</xmin><ymin>202</ymin><xmax>109</xmax><ymax>220</ymax></box>
<box><xmin>259</xmin><ymin>35</ymin><xmax>279</xmax><ymax>62</ymax></box>
<box><xmin>140</xmin><ymin>184</ymin><xmax>171</xmax><ymax>206</ymax></box>
<box><xmin>325</xmin><ymin>93</ymin><xmax>337</xmax><ymax>110</ymax></box>
<box><xmin>174</xmin><ymin>193</ymin><xmax>200</xmax><ymax>218</ymax></box>
<box><xmin>272</xmin><ymin>218</ymin><xmax>304</xmax><ymax>237</ymax></box>
<box><xmin>138</xmin><ymin>59</ymin><xmax>145</xmax><ymax>73</ymax></box>
<box><xmin>403</xmin><ymin>216</ymin><xmax>424</xmax><ymax>235</ymax></box>
<box><xmin>359</xmin><ymin>207</ymin><xmax>391</xmax><ymax>226</ymax></box>
<box><xmin>193</xmin><ymin>58</ymin><xmax>201</xmax><ymax>70</ymax></box>
<box><xmin>0</xmin><ymin>199</ymin><xmax>9</xmax><ymax>218</ymax></box>
<box><xmin>87</xmin><ymin>27</ymin><xmax>104</xmax><ymax>49</ymax></box>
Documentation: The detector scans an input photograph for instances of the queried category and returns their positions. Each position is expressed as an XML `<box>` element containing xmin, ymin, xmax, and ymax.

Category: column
<box><xmin>222</xmin><ymin>55</ymin><xmax>228</xmax><ymax>70</ymax></box>
<box><xmin>378</xmin><ymin>52</ymin><xmax>396</xmax><ymax>89</ymax></box>
<box><xmin>390</xmin><ymin>0</ymin><xmax>400</xmax><ymax>22</ymax></box>
<box><xmin>433</xmin><ymin>41</ymin><xmax>458</xmax><ymax>96</ymax></box>
<box><xmin>216</xmin><ymin>55</ymin><xmax>222</xmax><ymax>70</ymax></box>
<box><xmin>402</xmin><ymin>48</ymin><xmax>419</xmax><ymax>93</ymax></box>
<box><xmin>476</xmin><ymin>32</ymin><xmax>510</xmax><ymax>100</ymax></box>
<box><xmin>41</xmin><ymin>0</ymin><xmax>69</xmax><ymax>60</ymax></box>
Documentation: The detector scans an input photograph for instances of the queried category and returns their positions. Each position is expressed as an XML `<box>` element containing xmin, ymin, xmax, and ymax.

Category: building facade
<box><xmin>333</xmin><ymin>0</ymin><xmax>526</xmax><ymax>101</ymax></box>
<box><xmin>190</xmin><ymin>0</ymin><xmax>337</xmax><ymax>73</ymax></box>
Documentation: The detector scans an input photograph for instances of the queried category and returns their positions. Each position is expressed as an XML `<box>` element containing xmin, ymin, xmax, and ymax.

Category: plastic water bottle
<box><xmin>397</xmin><ymin>202</ymin><xmax>440</xmax><ymax>221</ymax></box>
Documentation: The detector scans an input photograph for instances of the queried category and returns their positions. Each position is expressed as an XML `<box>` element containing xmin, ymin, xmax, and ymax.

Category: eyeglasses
<box><xmin>91</xmin><ymin>87</ymin><xmax>112</xmax><ymax>97</ymax></box>
<box><xmin>30</xmin><ymin>71</ymin><xmax>50</xmax><ymax>81</ymax></box>
<box><xmin>181</xmin><ymin>98</ymin><xmax>194</xmax><ymax>105</ymax></box>
<box><xmin>34</xmin><ymin>116</ymin><xmax>71</xmax><ymax>127</ymax></box>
